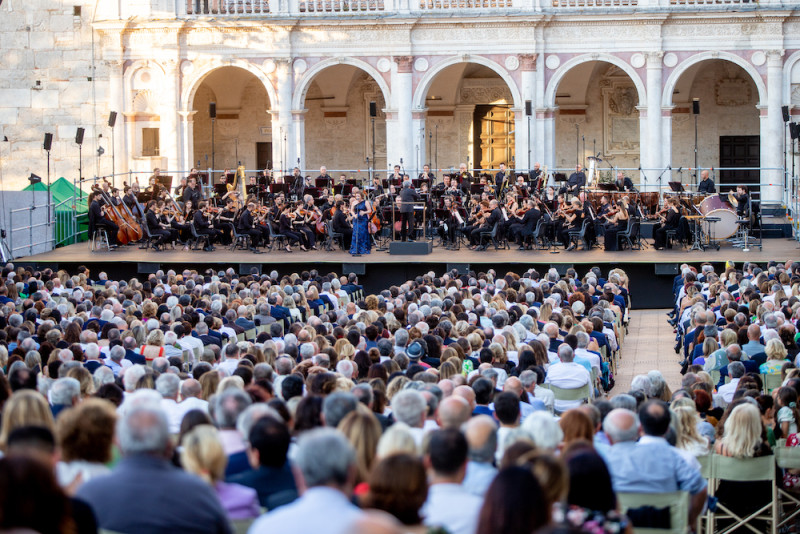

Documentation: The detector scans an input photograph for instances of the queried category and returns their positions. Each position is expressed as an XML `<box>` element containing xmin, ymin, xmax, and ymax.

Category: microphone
<box><xmin>400</xmin><ymin>158</ymin><xmax>403</xmax><ymax>165</ymax></box>
<box><xmin>638</xmin><ymin>165</ymin><xmax>641</xmax><ymax>171</ymax></box>
<box><xmin>677</xmin><ymin>167</ymin><xmax>682</xmax><ymax>173</ymax></box>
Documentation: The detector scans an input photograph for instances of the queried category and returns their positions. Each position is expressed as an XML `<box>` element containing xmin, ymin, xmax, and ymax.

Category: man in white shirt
<box><xmin>155</xmin><ymin>373</ymin><xmax>184</xmax><ymax>434</ymax></box>
<box><xmin>717</xmin><ymin>361</ymin><xmax>744</xmax><ymax>405</ymax></box>
<box><xmin>520</xmin><ymin>370</ymin><xmax>555</xmax><ymax>414</ymax></box>
<box><xmin>545</xmin><ymin>344</ymin><xmax>592</xmax><ymax>413</ymax></box>
<box><xmin>175</xmin><ymin>378</ymin><xmax>208</xmax><ymax>419</ymax></box>
<box><xmin>218</xmin><ymin>343</ymin><xmax>241</xmax><ymax>376</ymax></box>
<box><xmin>575</xmin><ymin>332</ymin><xmax>602</xmax><ymax>377</ymax></box>
<box><xmin>392</xmin><ymin>390</ymin><xmax>429</xmax><ymax>447</ymax></box>
<box><xmin>249</xmin><ymin>429</ymin><xmax>364</xmax><ymax>534</ymax></box>
<box><xmin>462</xmin><ymin>415</ymin><xmax>498</xmax><ymax>497</ymax></box>
<box><xmin>421</xmin><ymin>429</ymin><xmax>483</xmax><ymax>534</ymax></box>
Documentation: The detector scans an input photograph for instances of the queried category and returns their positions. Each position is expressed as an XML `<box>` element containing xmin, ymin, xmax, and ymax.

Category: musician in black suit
<box><xmin>88</xmin><ymin>192</ymin><xmax>119</xmax><ymax>246</ymax></box>
<box><xmin>733</xmin><ymin>185</ymin><xmax>749</xmax><ymax>217</ymax></box>
<box><xmin>184</xmin><ymin>177</ymin><xmax>202</xmax><ymax>208</ymax></box>
<box><xmin>193</xmin><ymin>202</ymin><xmax>222</xmax><ymax>251</ymax></box>
<box><xmin>397</xmin><ymin>180</ymin><xmax>420</xmax><ymax>242</ymax></box>
<box><xmin>614</xmin><ymin>171</ymin><xmax>635</xmax><ymax>192</ymax></box>
<box><xmin>291</xmin><ymin>167</ymin><xmax>305</xmax><ymax>198</ymax></box>
<box><xmin>698</xmin><ymin>170</ymin><xmax>716</xmax><ymax>194</ymax></box>
<box><xmin>653</xmin><ymin>197</ymin><xmax>681</xmax><ymax>250</ymax></box>
<box><xmin>331</xmin><ymin>201</ymin><xmax>352</xmax><ymax>249</ymax></box>
<box><xmin>438</xmin><ymin>197</ymin><xmax>460</xmax><ymax>248</ymax></box>
<box><xmin>561</xmin><ymin>165</ymin><xmax>586</xmax><ymax>196</ymax></box>
<box><xmin>529</xmin><ymin>163</ymin><xmax>543</xmax><ymax>191</ymax></box>
<box><xmin>418</xmin><ymin>164</ymin><xmax>435</xmax><ymax>183</ymax></box>
<box><xmin>317</xmin><ymin>166</ymin><xmax>333</xmax><ymax>189</ymax></box>
<box><xmin>508</xmin><ymin>199</ymin><xmax>540</xmax><ymax>249</ymax></box>
<box><xmin>494</xmin><ymin>162</ymin><xmax>508</xmax><ymax>195</ymax></box>
<box><xmin>237</xmin><ymin>201</ymin><xmax>266</xmax><ymax>253</ymax></box>
<box><xmin>471</xmin><ymin>199</ymin><xmax>502</xmax><ymax>250</ymax></box>
<box><xmin>144</xmin><ymin>201</ymin><xmax>171</xmax><ymax>249</ymax></box>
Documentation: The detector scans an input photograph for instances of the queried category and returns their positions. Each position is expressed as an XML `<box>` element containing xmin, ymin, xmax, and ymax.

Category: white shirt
<box><xmin>462</xmin><ymin>461</ymin><xmax>497</xmax><ymax>498</ymax></box>
<box><xmin>176</xmin><ymin>396</ymin><xmax>209</xmax><ymax>420</ymax></box>
<box><xmin>717</xmin><ymin>378</ymin><xmax>740</xmax><ymax>404</ymax></box>
<box><xmin>531</xmin><ymin>388</ymin><xmax>555</xmax><ymax>414</ymax></box>
<box><xmin>575</xmin><ymin>348</ymin><xmax>602</xmax><ymax>374</ymax></box>
<box><xmin>250</xmin><ymin>486</ymin><xmax>363</xmax><ymax>534</ymax></box>
<box><xmin>422</xmin><ymin>483</ymin><xmax>483</xmax><ymax>534</ymax></box>
<box><xmin>218</xmin><ymin>358</ymin><xmax>240</xmax><ymax>376</ymax></box>
<box><xmin>160</xmin><ymin>398</ymin><xmax>184</xmax><ymax>434</ymax></box>
<box><xmin>545</xmin><ymin>362</ymin><xmax>591</xmax><ymax>412</ymax></box>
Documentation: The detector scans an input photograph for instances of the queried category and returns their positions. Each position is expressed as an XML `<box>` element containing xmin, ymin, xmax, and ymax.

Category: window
<box><xmin>142</xmin><ymin>128</ymin><xmax>160</xmax><ymax>157</ymax></box>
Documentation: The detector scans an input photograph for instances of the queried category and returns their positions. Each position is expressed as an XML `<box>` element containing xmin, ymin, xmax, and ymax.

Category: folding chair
<box><xmin>774</xmin><ymin>441</ymin><xmax>800</xmax><ymax>530</ymax></box>
<box><xmin>567</xmin><ymin>219</ymin><xmax>590</xmax><ymax>250</ymax></box>
<box><xmin>761</xmin><ymin>373</ymin><xmax>783</xmax><ymax>394</ymax></box>
<box><xmin>244</xmin><ymin>328</ymin><xmax>257</xmax><ymax>341</ymax></box>
<box><xmin>617</xmin><ymin>491</ymin><xmax>689</xmax><ymax>534</ymax></box>
<box><xmin>478</xmin><ymin>222</ymin><xmax>503</xmax><ymax>250</ymax></box>
<box><xmin>706</xmin><ymin>454</ymin><xmax>778</xmax><ymax>534</ymax></box>
<box><xmin>540</xmin><ymin>382</ymin><xmax>592</xmax><ymax>414</ymax></box>
<box><xmin>236</xmin><ymin>332</ymin><xmax>245</xmax><ymax>342</ymax></box>
<box><xmin>709</xmin><ymin>370</ymin><xmax>721</xmax><ymax>388</ymax></box>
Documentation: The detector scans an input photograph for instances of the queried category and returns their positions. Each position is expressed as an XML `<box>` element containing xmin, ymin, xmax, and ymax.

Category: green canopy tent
<box><xmin>23</xmin><ymin>177</ymin><xmax>89</xmax><ymax>246</ymax></box>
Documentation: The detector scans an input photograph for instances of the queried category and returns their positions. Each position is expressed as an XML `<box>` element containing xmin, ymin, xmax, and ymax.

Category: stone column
<box><xmin>177</xmin><ymin>110</ymin><xmax>197</xmax><ymax>175</ymax></box>
<box><xmin>661</xmin><ymin>106</ymin><xmax>673</xmax><ymax>186</ymax></box>
<box><xmin>412</xmin><ymin>109</ymin><xmax>427</xmax><ymax>172</ymax></box>
<box><xmin>517</xmin><ymin>54</ymin><xmax>537</xmax><ymax>172</ymax></box>
<box><xmin>107</xmin><ymin>59</ymin><xmax>126</xmax><ymax>174</ymax></box>
<box><xmin>763</xmin><ymin>50</ymin><xmax>785</xmax><ymax>204</ymax></box>
<box><xmin>292</xmin><ymin>109</ymin><xmax>306</xmax><ymax>171</ymax></box>
<box><xmin>637</xmin><ymin>105</ymin><xmax>649</xmax><ymax>191</ymax></box>
<box><xmin>275</xmin><ymin>59</ymin><xmax>293</xmax><ymax>174</ymax></box>
<box><xmin>161</xmin><ymin>59</ymin><xmax>180</xmax><ymax>174</ymax></box>
<box><xmin>645</xmin><ymin>52</ymin><xmax>663</xmax><ymax>191</ymax></box>
<box><xmin>541</xmin><ymin>109</ymin><xmax>556</xmax><ymax>171</ymax></box>
<box><xmin>392</xmin><ymin>56</ymin><xmax>414</xmax><ymax>173</ymax></box>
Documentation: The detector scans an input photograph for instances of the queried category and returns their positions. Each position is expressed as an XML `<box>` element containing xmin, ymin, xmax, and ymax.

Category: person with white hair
<box><xmin>105</xmin><ymin>345</ymin><xmax>127</xmax><ymax>376</ymax></box>
<box><xmin>544</xmin><ymin>344</ymin><xmax>592</xmax><ymax>413</ymax></box>
<box><xmin>49</xmin><ymin>377</ymin><xmax>81</xmax><ymax>418</ymax></box>
<box><xmin>391</xmin><ymin>390</ymin><xmax>428</xmax><ymax>446</ymax></box>
<box><xmin>75</xmin><ymin>405</ymin><xmax>231</xmax><ymax>533</ymax></box>
<box><xmin>335</xmin><ymin>359</ymin><xmax>356</xmax><ymax>380</ymax></box>
<box><xmin>155</xmin><ymin>373</ymin><xmax>183</xmax><ymax>433</ymax></box>
<box><xmin>520</xmin><ymin>411</ymin><xmax>561</xmax><ymax>452</ymax></box>
<box><xmin>629</xmin><ymin>374</ymin><xmax>652</xmax><ymax>395</ymax></box>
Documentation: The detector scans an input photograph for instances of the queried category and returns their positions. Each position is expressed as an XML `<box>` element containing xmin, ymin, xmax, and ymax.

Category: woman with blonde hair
<box><xmin>139</xmin><ymin>328</ymin><xmax>166</xmax><ymax>362</ymax></box>
<box><xmin>180</xmin><ymin>425</ymin><xmax>260</xmax><ymax>519</ymax></box>
<box><xmin>438</xmin><ymin>360</ymin><xmax>459</xmax><ymax>381</ymax></box>
<box><xmin>66</xmin><ymin>366</ymin><xmax>95</xmax><ymax>398</ymax></box>
<box><xmin>338</xmin><ymin>410</ymin><xmax>382</xmax><ymax>493</ymax></box>
<box><xmin>0</xmin><ymin>390</ymin><xmax>55</xmax><ymax>450</ymax></box>
<box><xmin>760</xmin><ymin>338</ymin><xmax>790</xmax><ymax>375</ymax></box>
<box><xmin>671</xmin><ymin>404</ymin><xmax>709</xmax><ymax>458</ymax></box>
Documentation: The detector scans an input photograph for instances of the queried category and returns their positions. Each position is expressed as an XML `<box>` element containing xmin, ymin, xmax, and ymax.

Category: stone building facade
<box><xmin>1</xmin><ymin>0</ymin><xmax>799</xmax><ymax>205</ymax></box>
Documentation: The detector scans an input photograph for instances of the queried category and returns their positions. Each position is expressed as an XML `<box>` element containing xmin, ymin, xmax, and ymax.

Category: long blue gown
<box><xmin>350</xmin><ymin>200</ymin><xmax>371</xmax><ymax>255</ymax></box>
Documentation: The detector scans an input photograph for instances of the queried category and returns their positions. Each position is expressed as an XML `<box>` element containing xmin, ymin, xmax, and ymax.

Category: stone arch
<box><xmin>181</xmin><ymin>60</ymin><xmax>277</xmax><ymax>112</ymax></box>
<box><xmin>783</xmin><ymin>50</ymin><xmax>800</xmax><ymax>105</ymax></box>
<box><xmin>413</xmin><ymin>55</ymin><xmax>522</xmax><ymax>110</ymax></box>
<box><xmin>292</xmin><ymin>57</ymin><xmax>390</xmax><ymax>111</ymax></box>
<box><xmin>544</xmin><ymin>53</ymin><xmax>646</xmax><ymax>109</ymax></box>
<box><xmin>662</xmin><ymin>51</ymin><xmax>767</xmax><ymax>108</ymax></box>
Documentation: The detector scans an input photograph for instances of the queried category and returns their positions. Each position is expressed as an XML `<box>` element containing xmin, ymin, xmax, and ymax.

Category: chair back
<box><xmin>775</xmin><ymin>443</ymin><xmax>800</xmax><ymax>470</ymax></box>
<box><xmin>761</xmin><ymin>372</ymin><xmax>783</xmax><ymax>393</ymax></box>
<box><xmin>617</xmin><ymin>491</ymin><xmax>689</xmax><ymax>534</ymax></box>
<box><xmin>711</xmin><ymin>454</ymin><xmax>776</xmax><ymax>483</ymax></box>
<box><xmin>542</xmin><ymin>382</ymin><xmax>592</xmax><ymax>403</ymax></box>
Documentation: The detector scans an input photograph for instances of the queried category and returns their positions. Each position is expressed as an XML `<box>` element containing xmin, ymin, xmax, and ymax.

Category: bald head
<box><xmin>602</xmin><ymin>408</ymin><xmax>640</xmax><ymax>444</ymax></box>
<box><xmin>438</xmin><ymin>379</ymin><xmax>455</xmax><ymax>398</ymax></box>
<box><xmin>453</xmin><ymin>385</ymin><xmax>476</xmax><ymax>411</ymax></box>
<box><xmin>503</xmin><ymin>377</ymin><xmax>523</xmax><ymax>398</ymax></box>
<box><xmin>464</xmin><ymin>415</ymin><xmax>497</xmax><ymax>464</ymax></box>
<box><xmin>437</xmin><ymin>396</ymin><xmax>472</xmax><ymax>429</ymax></box>
<box><xmin>181</xmin><ymin>378</ymin><xmax>202</xmax><ymax>399</ymax></box>
<box><xmin>747</xmin><ymin>323</ymin><xmax>761</xmax><ymax>341</ymax></box>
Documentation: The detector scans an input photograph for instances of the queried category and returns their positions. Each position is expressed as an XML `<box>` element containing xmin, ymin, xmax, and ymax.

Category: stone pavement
<box><xmin>609</xmin><ymin>309</ymin><xmax>683</xmax><ymax>396</ymax></box>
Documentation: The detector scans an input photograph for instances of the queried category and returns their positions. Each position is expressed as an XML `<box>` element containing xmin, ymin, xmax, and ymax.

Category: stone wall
<box><xmin>0</xmin><ymin>0</ymin><xmax>110</xmax><ymax>191</ymax></box>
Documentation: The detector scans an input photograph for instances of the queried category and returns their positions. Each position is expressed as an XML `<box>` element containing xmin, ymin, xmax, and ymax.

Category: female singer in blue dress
<box><xmin>350</xmin><ymin>191</ymin><xmax>372</xmax><ymax>256</ymax></box>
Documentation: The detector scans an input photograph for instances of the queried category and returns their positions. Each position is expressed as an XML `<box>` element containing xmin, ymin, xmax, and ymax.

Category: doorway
<box><xmin>256</xmin><ymin>142</ymin><xmax>273</xmax><ymax>171</ymax></box>
<box><xmin>719</xmin><ymin>135</ymin><xmax>759</xmax><ymax>192</ymax></box>
<box><xmin>473</xmin><ymin>105</ymin><xmax>515</xmax><ymax>172</ymax></box>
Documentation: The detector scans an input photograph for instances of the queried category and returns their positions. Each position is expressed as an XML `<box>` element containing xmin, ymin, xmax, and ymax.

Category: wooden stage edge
<box><xmin>16</xmin><ymin>237</ymin><xmax>800</xmax><ymax>267</ymax></box>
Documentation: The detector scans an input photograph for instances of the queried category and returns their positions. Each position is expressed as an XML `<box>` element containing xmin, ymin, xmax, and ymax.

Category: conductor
<box><xmin>397</xmin><ymin>180</ymin><xmax>420</xmax><ymax>242</ymax></box>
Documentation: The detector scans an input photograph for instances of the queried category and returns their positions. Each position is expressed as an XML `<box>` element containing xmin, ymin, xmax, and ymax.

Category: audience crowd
<box><xmin>0</xmin><ymin>259</ymin><xmax>797</xmax><ymax>534</ymax></box>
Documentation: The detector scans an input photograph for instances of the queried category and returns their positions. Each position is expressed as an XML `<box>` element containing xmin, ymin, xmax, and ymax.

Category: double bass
<box><xmin>91</xmin><ymin>184</ymin><xmax>140</xmax><ymax>245</ymax></box>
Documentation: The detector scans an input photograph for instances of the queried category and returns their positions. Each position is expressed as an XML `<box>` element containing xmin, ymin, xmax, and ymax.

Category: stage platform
<box><xmin>14</xmin><ymin>237</ymin><xmax>798</xmax><ymax>309</ymax></box>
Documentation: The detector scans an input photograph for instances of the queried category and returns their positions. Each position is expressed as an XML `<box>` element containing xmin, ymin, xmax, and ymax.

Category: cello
<box><xmin>91</xmin><ymin>184</ymin><xmax>137</xmax><ymax>245</ymax></box>
<box><xmin>109</xmin><ymin>184</ymin><xmax>144</xmax><ymax>241</ymax></box>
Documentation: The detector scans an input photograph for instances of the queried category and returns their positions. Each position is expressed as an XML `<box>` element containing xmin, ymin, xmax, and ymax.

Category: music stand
<box><xmin>157</xmin><ymin>175</ymin><xmax>173</xmax><ymax>192</ymax></box>
<box><xmin>668</xmin><ymin>181</ymin><xmax>685</xmax><ymax>193</ymax></box>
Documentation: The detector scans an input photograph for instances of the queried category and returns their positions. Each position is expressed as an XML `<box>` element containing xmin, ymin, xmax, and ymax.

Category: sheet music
<box><xmin>502</xmin><ymin>208</ymin><xmax>509</xmax><ymax>222</ymax></box>
<box><xmin>454</xmin><ymin>211</ymin><xmax>464</xmax><ymax>224</ymax></box>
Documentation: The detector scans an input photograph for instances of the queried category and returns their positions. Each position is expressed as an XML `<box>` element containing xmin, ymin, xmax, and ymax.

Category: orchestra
<box><xmin>89</xmin><ymin>160</ymin><xmax>734</xmax><ymax>256</ymax></box>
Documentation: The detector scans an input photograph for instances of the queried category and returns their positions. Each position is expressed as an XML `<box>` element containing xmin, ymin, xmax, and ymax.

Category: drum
<box><xmin>698</xmin><ymin>194</ymin><xmax>737</xmax><ymax>239</ymax></box>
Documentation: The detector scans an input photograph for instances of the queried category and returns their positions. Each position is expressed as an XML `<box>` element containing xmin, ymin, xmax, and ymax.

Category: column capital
<box><xmin>178</xmin><ymin>110</ymin><xmax>197</xmax><ymax>121</ymax></box>
<box><xmin>766</xmin><ymin>49</ymin><xmax>785</xmax><ymax>66</ymax></box>
<box><xmin>161</xmin><ymin>58</ymin><xmax>179</xmax><ymax>74</ymax></box>
<box><xmin>519</xmin><ymin>54</ymin><xmax>538</xmax><ymax>72</ymax></box>
<box><xmin>645</xmin><ymin>51</ymin><xmax>664</xmax><ymax>66</ymax></box>
<box><xmin>291</xmin><ymin>109</ymin><xmax>308</xmax><ymax>119</ymax></box>
<box><xmin>105</xmin><ymin>59</ymin><xmax>125</xmax><ymax>69</ymax></box>
<box><xmin>394</xmin><ymin>56</ymin><xmax>413</xmax><ymax>74</ymax></box>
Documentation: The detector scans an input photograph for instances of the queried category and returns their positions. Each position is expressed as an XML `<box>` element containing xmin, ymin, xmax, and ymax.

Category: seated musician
<box><xmin>470</xmin><ymin>199</ymin><xmax>502</xmax><ymax>251</ymax></box>
<box><xmin>370</xmin><ymin>176</ymin><xmax>385</xmax><ymax>199</ymax></box>
<box><xmin>319</xmin><ymin>191</ymin><xmax>334</xmax><ymax>219</ymax></box>
<box><xmin>174</xmin><ymin>177</ymin><xmax>187</xmax><ymax>201</ymax></box>
<box><xmin>216</xmin><ymin>197</ymin><xmax>238</xmax><ymax>246</ymax></box>
<box><xmin>193</xmin><ymin>202</ymin><xmax>222</xmax><ymax>251</ymax></box>
<box><xmin>603</xmin><ymin>198</ymin><xmax>629</xmax><ymax>252</ymax></box>
<box><xmin>462</xmin><ymin>199</ymin><xmax>487</xmax><ymax>246</ymax></box>
<box><xmin>733</xmin><ymin>185</ymin><xmax>749</xmax><ymax>218</ymax></box>
<box><xmin>438</xmin><ymin>197</ymin><xmax>460</xmax><ymax>249</ymax></box>
<box><xmin>543</xmin><ymin>186</ymin><xmax>558</xmax><ymax>212</ymax></box>
<box><xmin>258</xmin><ymin>168</ymin><xmax>272</xmax><ymax>186</ymax></box>
<box><xmin>515</xmin><ymin>175</ymin><xmax>529</xmax><ymax>196</ymax></box>
<box><xmin>279</xmin><ymin>203</ymin><xmax>305</xmax><ymax>252</ymax></box>
<box><xmin>419</xmin><ymin>182</ymin><xmax>430</xmax><ymax>195</ymax></box>
<box><xmin>184</xmin><ymin>176</ymin><xmax>202</xmax><ymax>208</ymax></box>
<box><xmin>237</xmin><ymin>201</ymin><xmax>267</xmax><ymax>253</ymax></box>
<box><xmin>698</xmin><ymin>170</ymin><xmax>716</xmax><ymax>194</ymax></box>
<box><xmin>331</xmin><ymin>200</ymin><xmax>353</xmax><ymax>249</ymax></box>
<box><xmin>529</xmin><ymin>163</ymin><xmax>543</xmax><ymax>192</ymax></box>
<box><xmin>155</xmin><ymin>201</ymin><xmax>181</xmax><ymax>245</ymax></box>
<box><xmin>144</xmin><ymin>201</ymin><xmax>172</xmax><ymax>250</ymax></box>
<box><xmin>494</xmin><ymin>162</ymin><xmax>508</xmax><ymax>195</ymax></box>
<box><xmin>560</xmin><ymin>164</ymin><xmax>586</xmax><ymax>196</ymax></box>
<box><xmin>653</xmin><ymin>197</ymin><xmax>682</xmax><ymax>250</ymax></box>
<box><xmin>300</xmin><ymin>194</ymin><xmax>321</xmax><ymax>250</ymax></box>
<box><xmin>317</xmin><ymin>166</ymin><xmax>333</xmax><ymax>189</ymax></box>
<box><xmin>436</xmin><ymin>174</ymin><xmax>458</xmax><ymax>195</ymax></box>
<box><xmin>123</xmin><ymin>187</ymin><xmax>139</xmax><ymax>211</ymax></box>
<box><xmin>500</xmin><ymin>191</ymin><xmax>520</xmax><ymax>240</ymax></box>
<box><xmin>88</xmin><ymin>192</ymin><xmax>119</xmax><ymax>247</ymax></box>
<box><xmin>419</xmin><ymin>164</ymin><xmax>435</xmax><ymax>183</ymax></box>
<box><xmin>560</xmin><ymin>198</ymin><xmax>585</xmax><ymax>251</ymax></box>
<box><xmin>389</xmin><ymin>165</ymin><xmax>405</xmax><ymax>183</ymax></box>
<box><xmin>614</xmin><ymin>171</ymin><xmax>636</xmax><ymax>192</ymax></box>
<box><xmin>509</xmin><ymin>198</ymin><xmax>540</xmax><ymax>250</ymax></box>
<box><xmin>291</xmin><ymin>167</ymin><xmax>304</xmax><ymax>198</ymax></box>
<box><xmin>147</xmin><ymin>168</ymin><xmax>162</xmax><ymax>195</ymax></box>
<box><xmin>457</xmin><ymin>163</ymin><xmax>473</xmax><ymax>189</ymax></box>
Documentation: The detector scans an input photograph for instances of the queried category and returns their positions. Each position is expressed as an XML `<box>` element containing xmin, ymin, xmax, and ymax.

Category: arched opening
<box><xmin>422</xmin><ymin>63</ymin><xmax>517</xmax><ymax>173</ymax></box>
<box><xmin>191</xmin><ymin>66</ymin><xmax>273</xmax><ymax>172</ymax></box>
<box><xmin>299</xmin><ymin>64</ymin><xmax>387</xmax><ymax>174</ymax></box>
<box><xmin>668</xmin><ymin>59</ymin><xmax>760</xmax><ymax>190</ymax></box>
<box><xmin>552</xmin><ymin>61</ymin><xmax>642</xmax><ymax>181</ymax></box>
